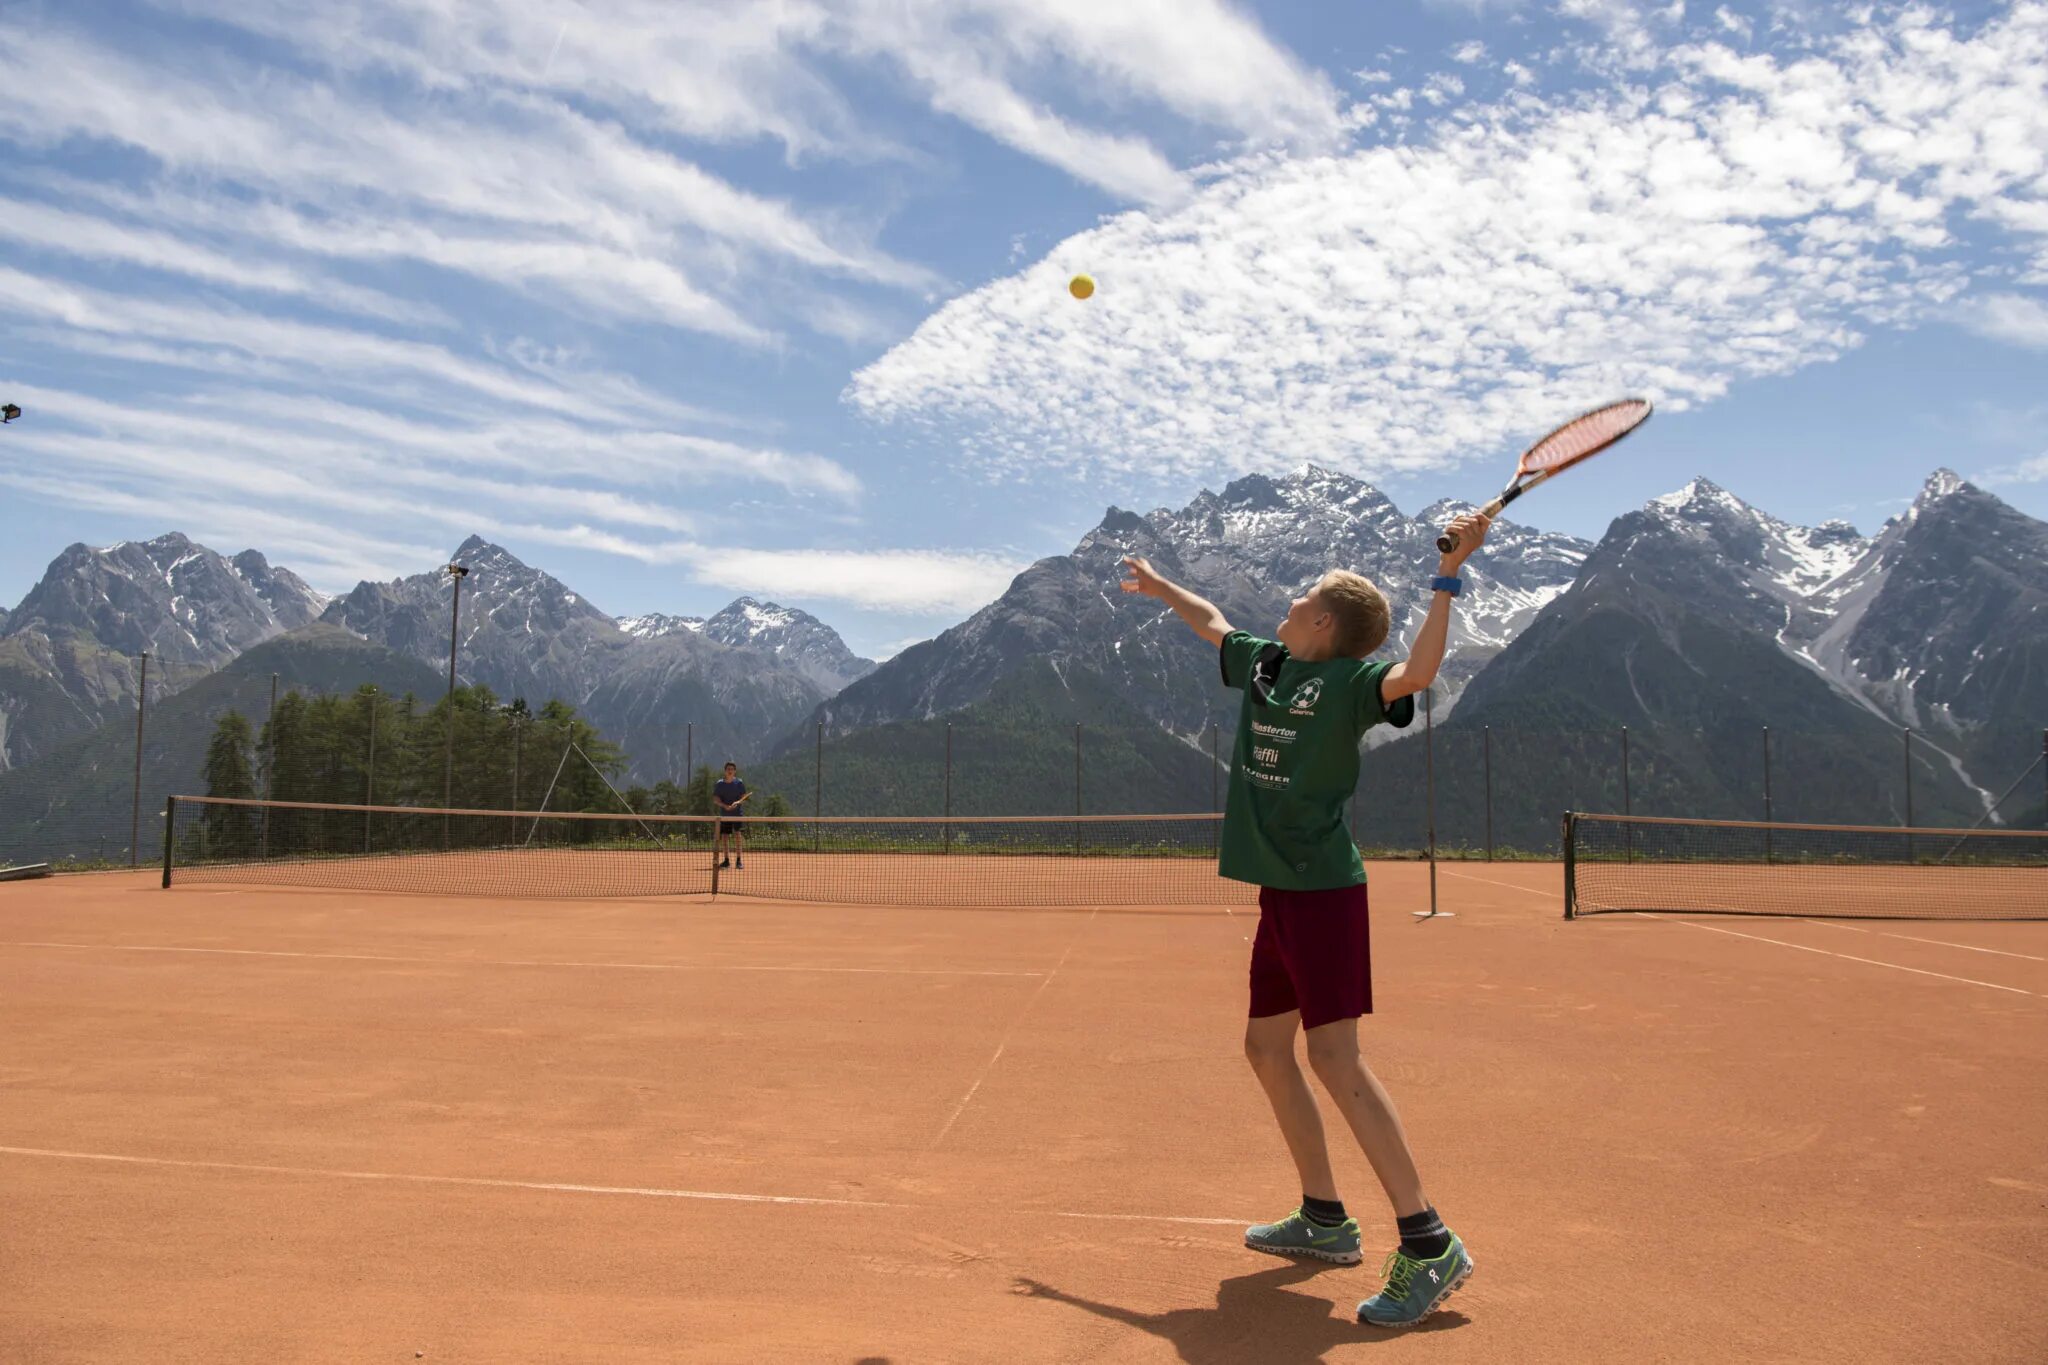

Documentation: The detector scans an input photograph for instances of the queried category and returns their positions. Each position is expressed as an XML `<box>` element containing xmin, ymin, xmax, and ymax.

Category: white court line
<box><xmin>1439</xmin><ymin>867</ymin><xmax>1561</xmax><ymax>900</ymax></box>
<box><xmin>1799</xmin><ymin>921</ymin><xmax>2048</xmax><ymax>962</ymax></box>
<box><xmin>0</xmin><ymin>941</ymin><xmax>1043</xmax><ymax>978</ymax></box>
<box><xmin>926</xmin><ymin>909</ymin><xmax>1097</xmax><ymax>1153</ymax></box>
<box><xmin>1639</xmin><ymin>916</ymin><xmax>2035</xmax><ymax>996</ymax></box>
<box><xmin>0</xmin><ymin>1145</ymin><xmax>1245</xmax><ymax>1227</ymax></box>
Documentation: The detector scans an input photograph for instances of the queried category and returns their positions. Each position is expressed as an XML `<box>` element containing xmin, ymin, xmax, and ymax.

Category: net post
<box><xmin>160</xmin><ymin>795</ymin><xmax>176</xmax><ymax>888</ymax></box>
<box><xmin>1561</xmin><ymin>812</ymin><xmax>1577</xmax><ymax>919</ymax></box>
<box><xmin>1483</xmin><ymin>725</ymin><xmax>1493</xmax><ymax>862</ymax></box>
<box><xmin>131</xmin><ymin>651</ymin><xmax>149</xmax><ymax>868</ymax></box>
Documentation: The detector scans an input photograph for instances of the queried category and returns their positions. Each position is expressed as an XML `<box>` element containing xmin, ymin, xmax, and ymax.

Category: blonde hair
<box><xmin>1314</xmin><ymin>570</ymin><xmax>1392</xmax><ymax>658</ymax></box>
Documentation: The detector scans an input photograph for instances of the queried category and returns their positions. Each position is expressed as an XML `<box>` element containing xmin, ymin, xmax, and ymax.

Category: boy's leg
<box><xmin>1243</xmin><ymin>1011</ymin><xmax>1337</xmax><ymax>1201</ymax></box>
<box><xmin>1302</xmin><ymin>1019</ymin><xmax>1427</xmax><ymax>1217</ymax></box>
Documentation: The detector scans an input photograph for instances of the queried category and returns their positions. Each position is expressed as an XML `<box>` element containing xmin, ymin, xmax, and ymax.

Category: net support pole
<box><xmin>1416</xmin><ymin>685</ymin><xmax>1448</xmax><ymax>919</ymax></box>
<box><xmin>1483</xmin><ymin>725</ymin><xmax>1493</xmax><ymax>863</ymax></box>
<box><xmin>131</xmin><ymin>652</ymin><xmax>149</xmax><ymax>868</ymax></box>
<box><xmin>1561</xmin><ymin>812</ymin><xmax>1577</xmax><ymax>920</ymax></box>
<box><xmin>161</xmin><ymin>795</ymin><xmax>176</xmax><ymax>888</ymax></box>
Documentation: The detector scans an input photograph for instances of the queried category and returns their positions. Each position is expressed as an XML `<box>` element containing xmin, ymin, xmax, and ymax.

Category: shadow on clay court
<box><xmin>1014</xmin><ymin>1264</ymin><xmax>1467</xmax><ymax>1362</ymax></box>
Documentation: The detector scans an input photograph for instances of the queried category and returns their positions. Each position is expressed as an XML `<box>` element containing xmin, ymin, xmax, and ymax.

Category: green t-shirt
<box><xmin>1217</xmin><ymin>630</ymin><xmax>1415</xmax><ymax>889</ymax></box>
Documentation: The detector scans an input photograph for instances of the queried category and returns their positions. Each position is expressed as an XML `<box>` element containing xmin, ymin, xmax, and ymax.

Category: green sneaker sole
<box><xmin>1243</xmin><ymin>1235</ymin><xmax>1363</xmax><ymax>1265</ymax></box>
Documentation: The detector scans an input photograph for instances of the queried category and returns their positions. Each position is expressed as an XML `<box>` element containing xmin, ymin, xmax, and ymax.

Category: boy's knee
<box><xmin>1243</xmin><ymin>1028</ymin><xmax>1295</xmax><ymax>1073</ymax></box>
<box><xmin>1303</xmin><ymin>1030</ymin><xmax>1360</xmax><ymax>1079</ymax></box>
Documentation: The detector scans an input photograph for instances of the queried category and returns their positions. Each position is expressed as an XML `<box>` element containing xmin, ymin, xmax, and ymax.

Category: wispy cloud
<box><xmin>849</xmin><ymin>5</ymin><xmax>2048</xmax><ymax>487</ymax></box>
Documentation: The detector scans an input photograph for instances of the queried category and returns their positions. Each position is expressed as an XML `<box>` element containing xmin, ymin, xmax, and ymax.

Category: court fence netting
<box><xmin>1563</xmin><ymin>811</ymin><xmax>2048</xmax><ymax>921</ymax></box>
<box><xmin>160</xmin><ymin>796</ymin><xmax>1255</xmax><ymax>908</ymax></box>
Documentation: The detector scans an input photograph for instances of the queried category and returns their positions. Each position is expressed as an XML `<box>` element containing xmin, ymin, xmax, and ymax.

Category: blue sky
<box><xmin>2</xmin><ymin>0</ymin><xmax>2044</xmax><ymax>658</ymax></box>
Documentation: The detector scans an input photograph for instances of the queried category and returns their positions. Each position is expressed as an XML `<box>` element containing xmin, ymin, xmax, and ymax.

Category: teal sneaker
<box><xmin>1243</xmin><ymin>1208</ymin><xmax>1363</xmax><ymax>1265</ymax></box>
<box><xmin>1357</xmin><ymin>1234</ymin><xmax>1473</xmax><ymax>1327</ymax></box>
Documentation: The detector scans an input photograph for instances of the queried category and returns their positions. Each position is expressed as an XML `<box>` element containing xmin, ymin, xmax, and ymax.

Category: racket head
<box><xmin>1516</xmin><ymin>398</ymin><xmax>1653</xmax><ymax>477</ymax></box>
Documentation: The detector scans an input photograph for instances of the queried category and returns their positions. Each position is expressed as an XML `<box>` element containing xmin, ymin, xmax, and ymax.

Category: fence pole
<box><xmin>1762</xmin><ymin>725</ymin><xmax>1773</xmax><ymax>864</ymax></box>
<box><xmin>1483</xmin><ymin>725</ymin><xmax>1493</xmax><ymax>862</ymax></box>
<box><xmin>2042</xmin><ymin>728</ymin><xmax>2047</xmax><ymax>829</ymax></box>
<box><xmin>130</xmin><ymin>652</ymin><xmax>149</xmax><ymax>868</ymax></box>
<box><xmin>944</xmin><ymin>722</ymin><xmax>953</xmax><ymax>853</ymax></box>
<box><xmin>1196</xmin><ymin>720</ymin><xmax>1212</xmax><ymax>818</ymax></box>
<box><xmin>1620</xmin><ymin>725</ymin><xmax>1631</xmax><ymax>816</ymax></box>
<box><xmin>1903</xmin><ymin>727</ymin><xmax>1915</xmax><ymax>861</ymax></box>
<box><xmin>1621</xmin><ymin>725</ymin><xmax>1633</xmax><ymax>863</ymax></box>
<box><xmin>815</xmin><ymin>721</ymin><xmax>823</xmax><ymax>851</ymax></box>
<box><xmin>366</xmin><ymin>690</ymin><xmax>378</xmax><ymax>854</ymax></box>
<box><xmin>262</xmin><ymin>671</ymin><xmax>278</xmax><ymax>857</ymax></box>
<box><xmin>1074</xmin><ymin>723</ymin><xmax>1083</xmax><ymax>857</ymax></box>
<box><xmin>1074</xmin><ymin>723</ymin><xmax>1082</xmax><ymax>816</ymax></box>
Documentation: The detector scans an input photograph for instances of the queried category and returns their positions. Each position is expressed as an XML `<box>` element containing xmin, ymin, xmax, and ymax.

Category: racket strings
<box><xmin>1519</xmin><ymin>399</ymin><xmax>1652</xmax><ymax>473</ymax></box>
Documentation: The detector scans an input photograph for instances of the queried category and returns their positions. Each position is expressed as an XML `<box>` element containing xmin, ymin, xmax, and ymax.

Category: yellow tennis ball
<box><xmin>1069</xmin><ymin>273</ymin><xmax>1095</xmax><ymax>300</ymax></box>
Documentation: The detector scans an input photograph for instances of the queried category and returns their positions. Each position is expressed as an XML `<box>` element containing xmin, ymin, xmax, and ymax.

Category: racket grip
<box><xmin>1434</xmin><ymin>532</ymin><xmax>1457</xmax><ymax>553</ymax></box>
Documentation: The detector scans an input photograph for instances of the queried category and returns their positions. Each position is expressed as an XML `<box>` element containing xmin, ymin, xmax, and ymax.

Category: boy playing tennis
<box><xmin>1119</xmin><ymin>509</ymin><xmax>1489</xmax><ymax>1328</ymax></box>
<box><xmin>713</xmin><ymin>761</ymin><xmax>749</xmax><ymax>870</ymax></box>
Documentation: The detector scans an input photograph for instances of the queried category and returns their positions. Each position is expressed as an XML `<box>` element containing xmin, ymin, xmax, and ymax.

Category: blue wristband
<box><xmin>1429</xmin><ymin>575</ymin><xmax>1463</xmax><ymax>597</ymax></box>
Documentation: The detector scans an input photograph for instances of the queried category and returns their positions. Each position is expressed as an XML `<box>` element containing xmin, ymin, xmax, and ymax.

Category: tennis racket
<box><xmin>1437</xmin><ymin>398</ymin><xmax>1653</xmax><ymax>553</ymax></box>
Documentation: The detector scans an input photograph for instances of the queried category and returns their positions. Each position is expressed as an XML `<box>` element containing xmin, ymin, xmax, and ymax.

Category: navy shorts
<box><xmin>1248</xmin><ymin>883</ymin><xmax>1372</xmax><ymax>1028</ymax></box>
<box><xmin>718</xmin><ymin>817</ymin><xmax>745</xmax><ymax>836</ymax></box>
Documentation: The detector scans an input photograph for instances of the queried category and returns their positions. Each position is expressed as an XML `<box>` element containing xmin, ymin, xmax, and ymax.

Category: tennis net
<box><xmin>1564</xmin><ymin>812</ymin><xmax>2048</xmax><ymax>921</ymax></box>
<box><xmin>162</xmin><ymin>796</ymin><xmax>1251</xmax><ymax>908</ymax></box>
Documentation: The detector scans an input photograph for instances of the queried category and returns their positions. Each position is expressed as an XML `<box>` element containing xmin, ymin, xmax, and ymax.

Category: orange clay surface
<box><xmin>2</xmin><ymin>864</ymin><xmax>2045</xmax><ymax>1364</ymax></box>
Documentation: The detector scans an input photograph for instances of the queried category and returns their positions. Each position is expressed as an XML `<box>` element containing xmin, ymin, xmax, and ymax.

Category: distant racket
<box><xmin>1437</xmin><ymin>398</ymin><xmax>1653</xmax><ymax>553</ymax></box>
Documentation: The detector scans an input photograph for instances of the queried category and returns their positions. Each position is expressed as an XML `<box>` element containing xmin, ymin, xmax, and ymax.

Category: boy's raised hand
<box><xmin>1120</xmin><ymin>555</ymin><xmax>1165</xmax><ymax>598</ymax></box>
<box><xmin>1437</xmin><ymin>512</ymin><xmax>1492</xmax><ymax>570</ymax></box>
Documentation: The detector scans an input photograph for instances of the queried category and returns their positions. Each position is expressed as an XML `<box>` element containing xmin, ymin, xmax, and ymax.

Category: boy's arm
<box><xmin>1119</xmin><ymin>556</ymin><xmax>1232</xmax><ymax>647</ymax></box>
<box><xmin>1382</xmin><ymin>511</ymin><xmax>1491</xmax><ymax>701</ymax></box>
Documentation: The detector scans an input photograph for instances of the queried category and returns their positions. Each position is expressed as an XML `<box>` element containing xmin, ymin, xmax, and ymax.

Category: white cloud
<box><xmin>688</xmin><ymin>547</ymin><xmax>1025</xmax><ymax>614</ymax></box>
<box><xmin>849</xmin><ymin>5</ymin><xmax>2048</xmax><ymax>487</ymax></box>
<box><xmin>1450</xmin><ymin>42</ymin><xmax>1491</xmax><ymax>64</ymax></box>
<box><xmin>1959</xmin><ymin>293</ymin><xmax>2048</xmax><ymax>350</ymax></box>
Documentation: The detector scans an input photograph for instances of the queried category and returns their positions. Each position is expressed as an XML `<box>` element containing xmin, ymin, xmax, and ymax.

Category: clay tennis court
<box><xmin>4</xmin><ymin>863</ymin><xmax>2045</xmax><ymax>1363</ymax></box>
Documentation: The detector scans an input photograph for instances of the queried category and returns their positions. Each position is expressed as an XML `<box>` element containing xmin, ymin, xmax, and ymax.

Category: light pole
<box><xmin>442</xmin><ymin>563</ymin><xmax>469</xmax><ymax>836</ymax></box>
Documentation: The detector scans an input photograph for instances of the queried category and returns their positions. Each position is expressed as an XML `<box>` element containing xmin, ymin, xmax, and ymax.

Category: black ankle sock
<box><xmin>1300</xmin><ymin>1195</ymin><xmax>1348</xmax><ymax>1227</ymax></box>
<box><xmin>1396</xmin><ymin>1207</ymin><xmax>1451</xmax><ymax>1259</ymax></box>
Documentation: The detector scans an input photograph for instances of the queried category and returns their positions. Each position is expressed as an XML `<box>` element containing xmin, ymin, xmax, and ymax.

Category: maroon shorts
<box><xmin>1248</xmin><ymin>883</ymin><xmax>1373</xmax><ymax>1028</ymax></box>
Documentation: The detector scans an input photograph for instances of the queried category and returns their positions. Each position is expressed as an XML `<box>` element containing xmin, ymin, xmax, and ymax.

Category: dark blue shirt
<box><xmin>713</xmin><ymin>779</ymin><xmax>747</xmax><ymax>814</ymax></box>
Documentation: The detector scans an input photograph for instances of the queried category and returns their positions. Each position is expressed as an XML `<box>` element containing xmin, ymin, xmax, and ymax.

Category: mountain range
<box><xmin>1</xmin><ymin>464</ymin><xmax>2040</xmax><ymax>863</ymax></box>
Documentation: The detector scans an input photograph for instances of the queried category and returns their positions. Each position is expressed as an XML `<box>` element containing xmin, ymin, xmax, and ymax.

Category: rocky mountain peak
<box><xmin>617</xmin><ymin>613</ymin><xmax>705</xmax><ymax>639</ymax></box>
<box><xmin>1920</xmin><ymin>468</ymin><xmax>1967</xmax><ymax>502</ymax></box>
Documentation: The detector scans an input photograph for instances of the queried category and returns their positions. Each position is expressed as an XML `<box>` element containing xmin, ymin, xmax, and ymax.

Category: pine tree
<box><xmin>200</xmin><ymin>711</ymin><xmax>260</xmax><ymax>856</ymax></box>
